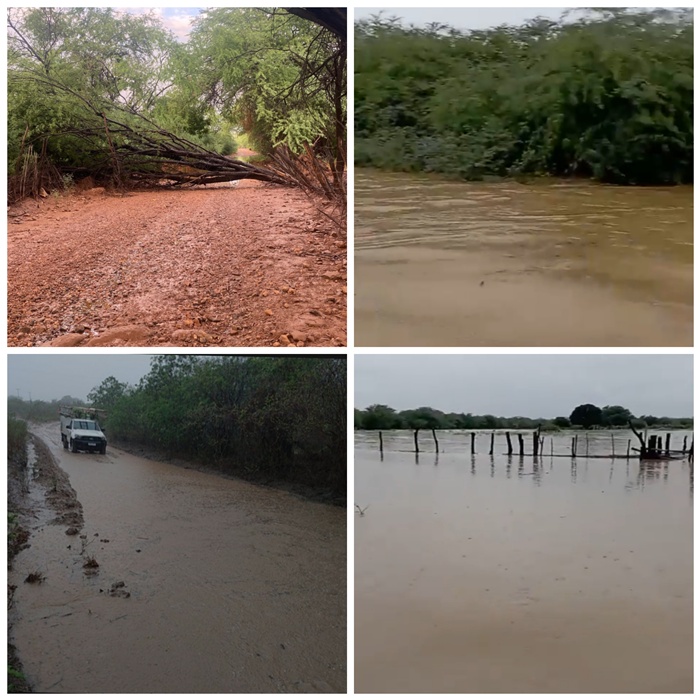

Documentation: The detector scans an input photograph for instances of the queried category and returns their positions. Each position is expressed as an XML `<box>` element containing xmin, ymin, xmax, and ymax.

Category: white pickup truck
<box><xmin>60</xmin><ymin>409</ymin><xmax>107</xmax><ymax>455</ymax></box>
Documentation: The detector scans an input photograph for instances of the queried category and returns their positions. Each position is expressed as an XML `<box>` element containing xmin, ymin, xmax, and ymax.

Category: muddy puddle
<box><xmin>355</xmin><ymin>170</ymin><xmax>693</xmax><ymax>346</ymax></box>
<box><xmin>9</xmin><ymin>426</ymin><xmax>346</xmax><ymax>693</ymax></box>
<box><xmin>355</xmin><ymin>430</ymin><xmax>693</xmax><ymax>693</ymax></box>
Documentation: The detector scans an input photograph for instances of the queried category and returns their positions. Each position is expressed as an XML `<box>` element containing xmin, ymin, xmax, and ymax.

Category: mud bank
<box><xmin>10</xmin><ymin>427</ymin><xmax>346</xmax><ymax>693</ymax></box>
<box><xmin>8</xmin><ymin>435</ymin><xmax>83</xmax><ymax>693</ymax></box>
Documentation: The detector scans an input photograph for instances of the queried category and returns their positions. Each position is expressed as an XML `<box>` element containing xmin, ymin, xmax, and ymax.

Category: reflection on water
<box><xmin>355</xmin><ymin>170</ymin><xmax>693</xmax><ymax>347</ymax></box>
<box><xmin>355</xmin><ymin>431</ymin><xmax>693</xmax><ymax>693</ymax></box>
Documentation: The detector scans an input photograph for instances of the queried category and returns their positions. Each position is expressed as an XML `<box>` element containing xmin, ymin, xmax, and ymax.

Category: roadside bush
<box><xmin>95</xmin><ymin>356</ymin><xmax>347</xmax><ymax>500</ymax></box>
<box><xmin>8</xmin><ymin>417</ymin><xmax>27</xmax><ymax>464</ymax></box>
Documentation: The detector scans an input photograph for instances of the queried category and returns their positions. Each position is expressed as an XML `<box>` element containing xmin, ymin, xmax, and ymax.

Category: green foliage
<box><xmin>186</xmin><ymin>8</ymin><xmax>345</xmax><ymax>156</ymax></box>
<box><xmin>8</xmin><ymin>395</ymin><xmax>86</xmax><ymax>423</ymax></box>
<box><xmin>94</xmin><ymin>356</ymin><xmax>346</xmax><ymax>499</ymax></box>
<box><xmin>569</xmin><ymin>404</ymin><xmax>604</xmax><ymax>428</ymax></box>
<box><xmin>86</xmin><ymin>376</ymin><xmax>128</xmax><ymax>411</ymax></box>
<box><xmin>8</xmin><ymin>8</ymin><xmax>341</xmax><ymax>185</ymax></box>
<box><xmin>356</xmin><ymin>403</ymin><xmax>692</xmax><ymax>431</ymax></box>
<box><xmin>355</xmin><ymin>8</ymin><xmax>693</xmax><ymax>184</ymax></box>
<box><xmin>8</xmin><ymin>8</ymin><xmax>178</xmax><ymax>174</ymax></box>
<box><xmin>355</xmin><ymin>407</ymin><xmax>555</xmax><ymax>431</ymax></box>
<box><xmin>600</xmin><ymin>405</ymin><xmax>634</xmax><ymax>427</ymax></box>
<box><xmin>8</xmin><ymin>417</ymin><xmax>28</xmax><ymax>463</ymax></box>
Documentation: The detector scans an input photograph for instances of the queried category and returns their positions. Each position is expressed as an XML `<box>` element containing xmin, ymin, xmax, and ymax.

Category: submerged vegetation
<box><xmin>355</xmin><ymin>403</ymin><xmax>693</xmax><ymax>431</ymax></box>
<box><xmin>355</xmin><ymin>8</ymin><xmax>693</xmax><ymax>184</ymax></box>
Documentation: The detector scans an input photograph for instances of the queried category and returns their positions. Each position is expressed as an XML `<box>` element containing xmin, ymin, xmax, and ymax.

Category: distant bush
<box><xmin>355</xmin><ymin>404</ymin><xmax>693</xmax><ymax>431</ymax></box>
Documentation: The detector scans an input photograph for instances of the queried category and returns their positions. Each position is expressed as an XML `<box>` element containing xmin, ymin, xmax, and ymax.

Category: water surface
<box><xmin>355</xmin><ymin>171</ymin><xmax>693</xmax><ymax>346</ymax></box>
<box><xmin>355</xmin><ymin>430</ymin><xmax>693</xmax><ymax>693</ymax></box>
<box><xmin>10</xmin><ymin>426</ymin><xmax>346</xmax><ymax>693</ymax></box>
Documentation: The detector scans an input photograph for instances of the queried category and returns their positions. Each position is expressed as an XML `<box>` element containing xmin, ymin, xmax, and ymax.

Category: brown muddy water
<box><xmin>355</xmin><ymin>170</ymin><xmax>693</xmax><ymax>347</ymax></box>
<box><xmin>9</xmin><ymin>426</ymin><xmax>346</xmax><ymax>693</ymax></box>
<box><xmin>355</xmin><ymin>430</ymin><xmax>693</xmax><ymax>693</ymax></box>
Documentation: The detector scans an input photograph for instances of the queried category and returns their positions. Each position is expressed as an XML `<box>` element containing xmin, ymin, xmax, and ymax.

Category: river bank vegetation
<box><xmin>354</xmin><ymin>403</ymin><xmax>693</xmax><ymax>431</ymax></box>
<box><xmin>8</xmin><ymin>7</ymin><xmax>346</xmax><ymax>204</ymax></box>
<box><xmin>355</xmin><ymin>8</ymin><xmax>692</xmax><ymax>184</ymax></box>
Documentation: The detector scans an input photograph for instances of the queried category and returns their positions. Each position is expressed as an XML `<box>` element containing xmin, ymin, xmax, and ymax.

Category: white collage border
<box><xmin>2</xmin><ymin>1</ymin><xmax>698</xmax><ymax>697</ymax></box>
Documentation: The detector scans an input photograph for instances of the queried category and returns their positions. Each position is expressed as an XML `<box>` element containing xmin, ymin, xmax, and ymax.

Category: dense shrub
<box><xmin>355</xmin><ymin>8</ymin><xmax>693</xmax><ymax>184</ymax></box>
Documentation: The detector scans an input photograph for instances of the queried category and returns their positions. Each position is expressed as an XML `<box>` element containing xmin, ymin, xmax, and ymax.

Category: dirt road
<box><xmin>9</xmin><ymin>427</ymin><xmax>346</xmax><ymax>693</ymax></box>
<box><xmin>8</xmin><ymin>183</ymin><xmax>346</xmax><ymax>347</ymax></box>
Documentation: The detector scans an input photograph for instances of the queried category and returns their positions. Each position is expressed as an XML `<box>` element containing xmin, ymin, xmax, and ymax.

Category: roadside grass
<box><xmin>8</xmin><ymin>663</ymin><xmax>29</xmax><ymax>692</ymax></box>
<box><xmin>8</xmin><ymin>417</ymin><xmax>27</xmax><ymax>463</ymax></box>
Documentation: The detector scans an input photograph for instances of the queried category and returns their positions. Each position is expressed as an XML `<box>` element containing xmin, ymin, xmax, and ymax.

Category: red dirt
<box><xmin>8</xmin><ymin>182</ymin><xmax>347</xmax><ymax>347</ymax></box>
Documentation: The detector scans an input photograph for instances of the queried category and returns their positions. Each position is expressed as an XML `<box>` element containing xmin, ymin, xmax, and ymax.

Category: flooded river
<box><xmin>9</xmin><ymin>426</ymin><xmax>346</xmax><ymax>693</ymax></box>
<box><xmin>355</xmin><ymin>170</ymin><xmax>693</xmax><ymax>346</ymax></box>
<box><xmin>355</xmin><ymin>430</ymin><xmax>693</xmax><ymax>693</ymax></box>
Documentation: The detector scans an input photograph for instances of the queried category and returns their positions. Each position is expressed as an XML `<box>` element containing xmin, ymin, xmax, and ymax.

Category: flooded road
<box><xmin>355</xmin><ymin>430</ymin><xmax>693</xmax><ymax>693</ymax></box>
<box><xmin>9</xmin><ymin>426</ymin><xmax>346</xmax><ymax>693</ymax></box>
<box><xmin>355</xmin><ymin>170</ymin><xmax>693</xmax><ymax>346</ymax></box>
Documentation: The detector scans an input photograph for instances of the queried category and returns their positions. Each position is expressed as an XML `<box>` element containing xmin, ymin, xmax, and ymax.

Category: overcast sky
<box><xmin>8</xmin><ymin>355</ymin><xmax>155</xmax><ymax>402</ymax></box>
<box><xmin>355</xmin><ymin>355</ymin><xmax>693</xmax><ymax>417</ymax></box>
<box><xmin>354</xmin><ymin>7</ymin><xmax>568</xmax><ymax>30</ymax></box>
<box><xmin>123</xmin><ymin>7</ymin><xmax>201</xmax><ymax>41</ymax></box>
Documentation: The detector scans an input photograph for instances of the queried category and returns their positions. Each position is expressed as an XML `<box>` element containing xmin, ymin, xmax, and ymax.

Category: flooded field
<box><xmin>355</xmin><ymin>430</ymin><xmax>693</xmax><ymax>693</ymax></box>
<box><xmin>9</xmin><ymin>426</ymin><xmax>346</xmax><ymax>693</ymax></box>
<box><xmin>355</xmin><ymin>170</ymin><xmax>693</xmax><ymax>347</ymax></box>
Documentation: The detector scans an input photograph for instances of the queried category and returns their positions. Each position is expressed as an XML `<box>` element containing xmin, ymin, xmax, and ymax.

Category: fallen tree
<box><xmin>9</xmin><ymin>8</ymin><xmax>347</xmax><ymax>210</ymax></box>
<box><xmin>9</xmin><ymin>73</ymin><xmax>294</xmax><ymax>200</ymax></box>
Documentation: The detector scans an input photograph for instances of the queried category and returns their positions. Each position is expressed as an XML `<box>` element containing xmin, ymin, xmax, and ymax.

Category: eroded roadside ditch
<box><xmin>8</xmin><ymin>435</ymin><xmax>83</xmax><ymax>692</ymax></box>
<box><xmin>8</xmin><ymin>430</ymin><xmax>346</xmax><ymax>693</ymax></box>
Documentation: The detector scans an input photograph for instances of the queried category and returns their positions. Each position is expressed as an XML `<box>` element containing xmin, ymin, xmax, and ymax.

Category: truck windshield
<box><xmin>73</xmin><ymin>420</ymin><xmax>99</xmax><ymax>431</ymax></box>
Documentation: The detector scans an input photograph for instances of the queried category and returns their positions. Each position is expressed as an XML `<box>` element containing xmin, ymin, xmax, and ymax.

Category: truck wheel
<box><xmin>62</xmin><ymin>436</ymin><xmax>68</xmax><ymax>450</ymax></box>
<box><xmin>70</xmin><ymin>440</ymin><xmax>78</xmax><ymax>453</ymax></box>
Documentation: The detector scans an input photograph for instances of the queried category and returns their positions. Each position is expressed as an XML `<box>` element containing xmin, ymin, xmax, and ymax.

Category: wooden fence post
<box><xmin>629</xmin><ymin>421</ymin><xmax>646</xmax><ymax>458</ymax></box>
<box><xmin>489</xmin><ymin>432</ymin><xmax>495</xmax><ymax>456</ymax></box>
<box><xmin>379</xmin><ymin>431</ymin><xmax>383</xmax><ymax>455</ymax></box>
<box><xmin>470</xmin><ymin>432</ymin><xmax>476</xmax><ymax>455</ymax></box>
<box><xmin>414</xmin><ymin>429</ymin><xmax>420</xmax><ymax>454</ymax></box>
<box><xmin>431</xmin><ymin>428</ymin><xmax>439</xmax><ymax>454</ymax></box>
<box><xmin>506</xmin><ymin>432</ymin><xmax>513</xmax><ymax>455</ymax></box>
<box><xmin>517</xmin><ymin>433</ymin><xmax>524</xmax><ymax>456</ymax></box>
